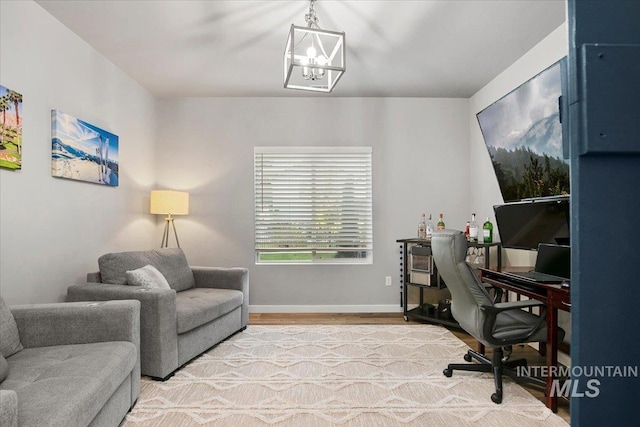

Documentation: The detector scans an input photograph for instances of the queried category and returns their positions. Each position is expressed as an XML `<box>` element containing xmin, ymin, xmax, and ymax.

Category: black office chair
<box><xmin>431</xmin><ymin>229</ymin><xmax>559</xmax><ymax>403</ymax></box>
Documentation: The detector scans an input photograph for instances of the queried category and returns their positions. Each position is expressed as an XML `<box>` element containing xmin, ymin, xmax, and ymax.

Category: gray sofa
<box><xmin>0</xmin><ymin>298</ymin><xmax>140</xmax><ymax>427</ymax></box>
<box><xmin>66</xmin><ymin>248</ymin><xmax>249</xmax><ymax>380</ymax></box>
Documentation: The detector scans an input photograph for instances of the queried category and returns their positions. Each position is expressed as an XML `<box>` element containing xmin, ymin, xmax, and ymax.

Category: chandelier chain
<box><xmin>305</xmin><ymin>0</ymin><xmax>320</xmax><ymax>29</ymax></box>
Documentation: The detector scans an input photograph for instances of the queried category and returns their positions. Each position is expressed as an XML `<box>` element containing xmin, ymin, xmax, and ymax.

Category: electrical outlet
<box><xmin>385</xmin><ymin>276</ymin><xmax>392</xmax><ymax>286</ymax></box>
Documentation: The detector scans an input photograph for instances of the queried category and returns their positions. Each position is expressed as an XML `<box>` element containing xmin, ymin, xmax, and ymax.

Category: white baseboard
<box><xmin>249</xmin><ymin>305</ymin><xmax>403</xmax><ymax>313</ymax></box>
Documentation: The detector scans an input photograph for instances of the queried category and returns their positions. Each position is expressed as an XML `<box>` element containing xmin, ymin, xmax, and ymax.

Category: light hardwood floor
<box><xmin>249</xmin><ymin>312</ymin><xmax>570</xmax><ymax>424</ymax></box>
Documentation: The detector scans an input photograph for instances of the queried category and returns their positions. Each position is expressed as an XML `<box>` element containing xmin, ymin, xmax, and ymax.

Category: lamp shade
<box><xmin>150</xmin><ymin>190</ymin><xmax>189</xmax><ymax>215</ymax></box>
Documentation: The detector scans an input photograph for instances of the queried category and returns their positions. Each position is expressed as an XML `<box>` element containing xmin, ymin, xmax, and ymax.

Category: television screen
<box><xmin>494</xmin><ymin>196</ymin><xmax>570</xmax><ymax>250</ymax></box>
<box><xmin>477</xmin><ymin>58</ymin><xmax>569</xmax><ymax>202</ymax></box>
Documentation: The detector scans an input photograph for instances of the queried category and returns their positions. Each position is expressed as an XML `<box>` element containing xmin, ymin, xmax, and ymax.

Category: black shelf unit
<box><xmin>397</xmin><ymin>238</ymin><xmax>502</xmax><ymax>327</ymax></box>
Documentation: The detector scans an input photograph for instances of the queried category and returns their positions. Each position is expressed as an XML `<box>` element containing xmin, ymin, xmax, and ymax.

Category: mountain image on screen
<box><xmin>477</xmin><ymin>59</ymin><xmax>569</xmax><ymax>202</ymax></box>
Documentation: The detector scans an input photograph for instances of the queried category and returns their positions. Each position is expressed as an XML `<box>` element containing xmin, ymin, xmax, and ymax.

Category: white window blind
<box><xmin>254</xmin><ymin>147</ymin><xmax>373</xmax><ymax>263</ymax></box>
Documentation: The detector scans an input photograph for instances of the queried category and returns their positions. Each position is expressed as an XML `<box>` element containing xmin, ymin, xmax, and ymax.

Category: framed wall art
<box><xmin>0</xmin><ymin>85</ymin><xmax>23</xmax><ymax>170</ymax></box>
<box><xmin>51</xmin><ymin>110</ymin><xmax>119</xmax><ymax>186</ymax></box>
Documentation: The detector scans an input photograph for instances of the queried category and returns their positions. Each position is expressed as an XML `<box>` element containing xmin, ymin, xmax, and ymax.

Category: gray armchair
<box><xmin>431</xmin><ymin>230</ymin><xmax>557</xmax><ymax>404</ymax></box>
<box><xmin>67</xmin><ymin>248</ymin><xmax>249</xmax><ymax>380</ymax></box>
<box><xmin>0</xmin><ymin>299</ymin><xmax>140</xmax><ymax>427</ymax></box>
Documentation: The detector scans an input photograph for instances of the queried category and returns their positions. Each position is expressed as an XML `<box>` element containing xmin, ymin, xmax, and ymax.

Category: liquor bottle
<box><xmin>483</xmin><ymin>217</ymin><xmax>494</xmax><ymax>243</ymax></box>
<box><xmin>464</xmin><ymin>221</ymin><xmax>470</xmax><ymax>239</ymax></box>
<box><xmin>437</xmin><ymin>213</ymin><xmax>445</xmax><ymax>230</ymax></box>
<box><xmin>426</xmin><ymin>214</ymin><xmax>434</xmax><ymax>240</ymax></box>
<box><xmin>469</xmin><ymin>213</ymin><xmax>479</xmax><ymax>242</ymax></box>
<box><xmin>418</xmin><ymin>213</ymin><xmax>426</xmax><ymax>239</ymax></box>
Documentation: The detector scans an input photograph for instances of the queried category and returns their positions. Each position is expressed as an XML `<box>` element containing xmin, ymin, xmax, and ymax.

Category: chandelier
<box><xmin>283</xmin><ymin>0</ymin><xmax>346</xmax><ymax>93</ymax></box>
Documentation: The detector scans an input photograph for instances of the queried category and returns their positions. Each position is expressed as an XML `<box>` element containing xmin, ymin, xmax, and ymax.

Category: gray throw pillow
<box><xmin>0</xmin><ymin>353</ymin><xmax>8</xmax><ymax>383</ymax></box>
<box><xmin>126</xmin><ymin>265</ymin><xmax>171</xmax><ymax>289</ymax></box>
<box><xmin>0</xmin><ymin>298</ymin><xmax>23</xmax><ymax>357</ymax></box>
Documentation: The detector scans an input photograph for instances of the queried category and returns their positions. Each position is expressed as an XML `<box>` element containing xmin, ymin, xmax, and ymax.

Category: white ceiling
<box><xmin>36</xmin><ymin>0</ymin><xmax>566</xmax><ymax>98</ymax></box>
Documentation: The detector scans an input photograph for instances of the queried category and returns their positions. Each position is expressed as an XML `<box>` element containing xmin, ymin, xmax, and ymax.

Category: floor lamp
<box><xmin>150</xmin><ymin>190</ymin><xmax>189</xmax><ymax>248</ymax></box>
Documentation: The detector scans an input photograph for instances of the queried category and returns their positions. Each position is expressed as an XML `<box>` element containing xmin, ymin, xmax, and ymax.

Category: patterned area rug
<box><xmin>124</xmin><ymin>325</ymin><xmax>568</xmax><ymax>426</ymax></box>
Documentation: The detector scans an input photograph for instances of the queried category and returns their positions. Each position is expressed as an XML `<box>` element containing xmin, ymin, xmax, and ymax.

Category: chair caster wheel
<box><xmin>491</xmin><ymin>393</ymin><xmax>502</xmax><ymax>404</ymax></box>
<box><xmin>463</xmin><ymin>353</ymin><xmax>472</xmax><ymax>362</ymax></box>
<box><xmin>443</xmin><ymin>368</ymin><xmax>452</xmax><ymax>377</ymax></box>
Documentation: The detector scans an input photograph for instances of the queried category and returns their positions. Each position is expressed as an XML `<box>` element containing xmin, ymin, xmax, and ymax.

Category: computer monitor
<box><xmin>494</xmin><ymin>196</ymin><xmax>570</xmax><ymax>250</ymax></box>
<box><xmin>535</xmin><ymin>243</ymin><xmax>571</xmax><ymax>279</ymax></box>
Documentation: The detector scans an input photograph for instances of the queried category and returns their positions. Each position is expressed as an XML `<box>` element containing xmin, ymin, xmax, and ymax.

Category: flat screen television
<box><xmin>477</xmin><ymin>58</ymin><xmax>569</xmax><ymax>202</ymax></box>
<box><xmin>493</xmin><ymin>196</ymin><xmax>570</xmax><ymax>250</ymax></box>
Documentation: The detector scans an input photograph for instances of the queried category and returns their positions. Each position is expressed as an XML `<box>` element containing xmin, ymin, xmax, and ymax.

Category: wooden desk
<box><xmin>479</xmin><ymin>268</ymin><xmax>570</xmax><ymax>412</ymax></box>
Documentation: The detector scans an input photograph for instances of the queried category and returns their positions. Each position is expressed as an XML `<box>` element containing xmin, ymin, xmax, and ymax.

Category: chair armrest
<box><xmin>67</xmin><ymin>283</ymin><xmax>177</xmax><ymax>342</ymax></box>
<box><xmin>67</xmin><ymin>283</ymin><xmax>178</xmax><ymax>378</ymax></box>
<box><xmin>479</xmin><ymin>300</ymin><xmax>547</xmax><ymax>345</ymax></box>
<box><xmin>10</xmin><ymin>300</ymin><xmax>140</xmax><ymax>350</ymax></box>
<box><xmin>0</xmin><ymin>390</ymin><xmax>18</xmax><ymax>427</ymax></box>
<box><xmin>68</xmin><ymin>282</ymin><xmax>175</xmax><ymax>302</ymax></box>
<box><xmin>482</xmin><ymin>283</ymin><xmax>504</xmax><ymax>303</ymax></box>
<box><xmin>192</xmin><ymin>267</ymin><xmax>249</xmax><ymax>327</ymax></box>
<box><xmin>493</xmin><ymin>299</ymin><xmax>545</xmax><ymax>312</ymax></box>
<box><xmin>480</xmin><ymin>299</ymin><xmax>546</xmax><ymax>319</ymax></box>
<box><xmin>192</xmin><ymin>267</ymin><xmax>248</xmax><ymax>292</ymax></box>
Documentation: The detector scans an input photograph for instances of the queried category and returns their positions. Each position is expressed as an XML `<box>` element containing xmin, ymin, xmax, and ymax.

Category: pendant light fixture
<box><xmin>283</xmin><ymin>0</ymin><xmax>346</xmax><ymax>93</ymax></box>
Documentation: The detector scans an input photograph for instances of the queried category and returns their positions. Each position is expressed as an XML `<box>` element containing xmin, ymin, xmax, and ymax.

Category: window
<box><xmin>254</xmin><ymin>147</ymin><xmax>373</xmax><ymax>264</ymax></box>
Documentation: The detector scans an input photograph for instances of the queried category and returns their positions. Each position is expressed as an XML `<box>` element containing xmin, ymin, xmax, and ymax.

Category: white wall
<box><xmin>468</xmin><ymin>23</ymin><xmax>571</xmax><ymax>351</ymax></box>
<box><xmin>0</xmin><ymin>1</ymin><xmax>157</xmax><ymax>304</ymax></box>
<box><xmin>156</xmin><ymin>97</ymin><xmax>470</xmax><ymax>310</ymax></box>
<box><xmin>469</xmin><ymin>23</ymin><xmax>568</xmax><ymax>267</ymax></box>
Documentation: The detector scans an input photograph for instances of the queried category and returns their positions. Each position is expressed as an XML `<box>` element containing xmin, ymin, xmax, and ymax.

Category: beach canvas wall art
<box><xmin>0</xmin><ymin>85</ymin><xmax>23</xmax><ymax>170</ymax></box>
<box><xmin>51</xmin><ymin>110</ymin><xmax>119</xmax><ymax>186</ymax></box>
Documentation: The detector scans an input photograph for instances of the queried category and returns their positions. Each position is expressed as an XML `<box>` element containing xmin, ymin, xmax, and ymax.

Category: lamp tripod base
<box><xmin>161</xmin><ymin>216</ymin><xmax>181</xmax><ymax>248</ymax></box>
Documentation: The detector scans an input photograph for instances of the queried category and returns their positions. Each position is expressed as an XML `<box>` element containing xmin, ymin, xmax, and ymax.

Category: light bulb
<box><xmin>315</xmin><ymin>55</ymin><xmax>326</xmax><ymax>79</ymax></box>
<box><xmin>301</xmin><ymin>57</ymin><xmax>311</xmax><ymax>79</ymax></box>
<box><xmin>306</xmin><ymin>46</ymin><xmax>317</xmax><ymax>59</ymax></box>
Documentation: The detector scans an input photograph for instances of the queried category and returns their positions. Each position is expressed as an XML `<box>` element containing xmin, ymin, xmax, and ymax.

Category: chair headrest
<box><xmin>432</xmin><ymin>229</ymin><xmax>467</xmax><ymax>262</ymax></box>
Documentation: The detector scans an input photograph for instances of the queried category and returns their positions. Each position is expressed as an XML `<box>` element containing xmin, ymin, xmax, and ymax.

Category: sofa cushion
<box><xmin>126</xmin><ymin>264</ymin><xmax>171</xmax><ymax>289</ymax></box>
<box><xmin>0</xmin><ymin>341</ymin><xmax>136</xmax><ymax>427</ymax></box>
<box><xmin>175</xmin><ymin>288</ymin><xmax>243</xmax><ymax>334</ymax></box>
<box><xmin>0</xmin><ymin>298</ymin><xmax>23</xmax><ymax>358</ymax></box>
<box><xmin>98</xmin><ymin>248</ymin><xmax>196</xmax><ymax>292</ymax></box>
